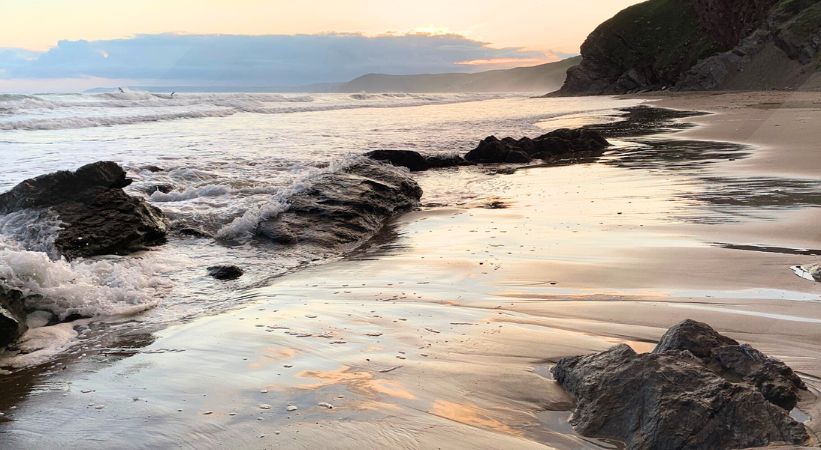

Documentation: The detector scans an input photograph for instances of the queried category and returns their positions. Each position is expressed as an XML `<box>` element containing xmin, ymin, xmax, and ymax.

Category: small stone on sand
<box><xmin>286</xmin><ymin>405</ymin><xmax>298</xmax><ymax>411</ymax></box>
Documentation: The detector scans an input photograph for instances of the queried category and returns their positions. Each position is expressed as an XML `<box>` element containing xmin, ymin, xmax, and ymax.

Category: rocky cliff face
<box><xmin>553</xmin><ymin>0</ymin><xmax>821</xmax><ymax>95</ymax></box>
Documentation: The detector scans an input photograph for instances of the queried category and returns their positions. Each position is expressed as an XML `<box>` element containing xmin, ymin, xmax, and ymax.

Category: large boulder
<box><xmin>256</xmin><ymin>161</ymin><xmax>422</xmax><ymax>248</ymax></box>
<box><xmin>0</xmin><ymin>161</ymin><xmax>168</xmax><ymax>260</ymax></box>
<box><xmin>552</xmin><ymin>320</ymin><xmax>811</xmax><ymax>450</ymax></box>
<box><xmin>0</xmin><ymin>284</ymin><xmax>28</xmax><ymax>348</ymax></box>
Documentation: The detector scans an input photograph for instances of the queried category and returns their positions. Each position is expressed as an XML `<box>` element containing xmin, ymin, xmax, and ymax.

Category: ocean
<box><xmin>0</xmin><ymin>91</ymin><xmax>641</xmax><ymax>366</ymax></box>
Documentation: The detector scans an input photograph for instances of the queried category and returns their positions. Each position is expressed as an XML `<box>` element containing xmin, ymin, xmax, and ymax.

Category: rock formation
<box><xmin>256</xmin><ymin>161</ymin><xmax>422</xmax><ymax>247</ymax></box>
<box><xmin>552</xmin><ymin>319</ymin><xmax>812</xmax><ymax>449</ymax></box>
<box><xmin>0</xmin><ymin>161</ymin><xmax>168</xmax><ymax>260</ymax></box>
<box><xmin>365</xmin><ymin>150</ymin><xmax>470</xmax><ymax>171</ymax></box>
<box><xmin>465</xmin><ymin>128</ymin><xmax>610</xmax><ymax>164</ymax></box>
<box><xmin>552</xmin><ymin>0</ymin><xmax>821</xmax><ymax>95</ymax></box>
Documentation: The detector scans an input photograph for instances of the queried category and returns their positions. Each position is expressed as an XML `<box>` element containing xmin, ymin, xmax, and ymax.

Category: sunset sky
<box><xmin>1</xmin><ymin>0</ymin><xmax>644</xmax><ymax>91</ymax></box>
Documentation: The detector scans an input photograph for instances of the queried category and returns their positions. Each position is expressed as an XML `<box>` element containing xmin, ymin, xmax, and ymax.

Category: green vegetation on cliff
<box><xmin>596</xmin><ymin>0</ymin><xmax>725</xmax><ymax>82</ymax></box>
<box><xmin>555</xmin><ymin>0</ymin><xmax>821</xmax><ymax>95</ymax></box>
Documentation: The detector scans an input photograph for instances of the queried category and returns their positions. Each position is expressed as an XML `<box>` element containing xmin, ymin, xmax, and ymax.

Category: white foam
<box><xmin>0</xmin><ymin>248</ymin><xmax>181</xmax><ymax>320</ymax></box>
<box><xmin>0</xmin><ymin>91</ymin><xmax>503</xmax><ymax>131</ymax></box>
<box><xmin>150</xmin><ymin>184</ymin><xmax>230</xmax><ymax>202</ymax></box>
<box><xmin>0</xmin><ymin>209</ymin><xmax>63</xmax><ymax>258</ymax></box>
<box><xmin>0</xmin><ymin>321</ymin><xmax>84</xmax><ymax>368</ymax></box>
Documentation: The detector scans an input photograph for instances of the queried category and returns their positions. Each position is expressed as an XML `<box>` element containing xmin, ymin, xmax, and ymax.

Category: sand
<box><xmin>2</xmin><ymin>91</ymin><xmax>821</xmax><ymax>449</ymax></box>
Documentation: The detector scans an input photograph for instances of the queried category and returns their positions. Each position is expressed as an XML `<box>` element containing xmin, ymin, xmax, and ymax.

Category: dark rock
<box><xmin>653</xmin><ymin>318</ymin><xmax>738</xmax><ymax>357</ymax></box>
<box><xmin>423</xmin><ymin>154</ymin><xmax>471</xmax><ymax>169</ymax></box>
<box><xmin>255</xmin><ymin>161</ymin><xmax>422</xmax><ymax>248</ymax></box>
<box><xmin>465</xmin><ymin>137</ymin><xmax>533</xmax><ymax>164</ymax></box>
<box><xmin>551</xmin><ymin>0</ymin><xmax>820</xmax><ymax>96</ymax></box>
<box><xmin>0</xmin><ymin>161</ymin><xmax>169</xmax><ymax>260</ymax></box>
<box><xmin>654</xmin><ymin>319</ymin><xmax>806</xmax><ymax>410</ymax></box>
<box><xmin>140</xmin><ymin>165</ymin><xmax>164</xmax><ymax>172</ymax></box>
<box><xmin>552</xmin><ymin>320</ymin><xmax>811</xmax><ymax>449</ymax></box>
<box><xmin>365</xmin><ymin>150</ymin><xmax>472</xmax><ymax>171</ymax></box>
<box><xmin>207</xmin><ymin>265</ymin><xmax>244</xmax><ymax>281</ymax></box>
<box><xmin>0</xmin><ymin>284</ymin><xmax>27</xmax><ymax>348</ymax></box>
<box><xmin>467</xmin><ymin>129</ymin><xmax>610</xmax><ymax>164</ymax></box>
<box><xmin>365</xmin><ymin>150</ymin><xmax>429</xmax><ymax>171</ymax></box>
<box><xmin>145</xmin><ymin>184</ymin><xmax>174</xmax><ymax>195</ymax></box>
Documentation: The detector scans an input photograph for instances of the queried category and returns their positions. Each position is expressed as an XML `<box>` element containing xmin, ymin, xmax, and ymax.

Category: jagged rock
<box><xmin>207</xmin><ymin>265</ymin><xmax>244</xmax><ymax>281</ymax></box>
<box><xmin>465</xmin><ymin>137</ymin><xmax>532</xmax><ymax>164</ymax></box>
<box><xmin>256</xmin><ymin>161</ymin><xmax>422</xmax><ymax>247</ymax></box>
<box><xmin>552</xmin><ymin>320</ymin><xmax>811</xmax><ymax>449</ymax></box>
<box><xmin>552</xmin><ymin>0</ymin><xmax>820</xmax><ymax>95</ymax></box>
<box><xmin>466</xmin><ymin>128</ymin><xmax>609</xmax><ymax>164</ymax></box>
<box><xmin>0</xmin><ymin>284</ymin><xmax>27</xmax><ymax>348</ymax></box>
<box><xmin>0</xmin><ymin>161</ymin><xmax>168</xmax><ymax>259</ymax></box>
<box><xmin>654</xmin><ymin>319</ymin><xmax>806</xmax><ymax>410</ymax></box>
<box><xmin>365</xmin><ymin>150</ymin><xmax>471</xmax><ymax>171</ymax></box>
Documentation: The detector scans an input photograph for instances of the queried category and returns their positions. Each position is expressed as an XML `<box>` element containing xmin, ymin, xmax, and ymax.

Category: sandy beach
<box><xmin>2</xmin><ymin>91</ymin><xmax>821</xmax><ymax>449</ymax></box>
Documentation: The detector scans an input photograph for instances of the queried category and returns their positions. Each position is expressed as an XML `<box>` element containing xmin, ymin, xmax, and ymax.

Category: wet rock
<box><xmin>365</xmin><ymin>150</ymin><xmax>471</xmax><ymax>171</ymax></box>
<box><xmin>207</xmin><ymin>265</ymin><xmax>244</xmax><ymax>281</ymax></box>
<box><xmin>0</xmin><ymin>284</ymin><xmax>28</xmax><ymax>348</ymax></box>
<box><xmin>466</xmin><ymin>128</ymin><xmax>609</xmax><ymax>164</ymax></box>
<box><xmin>140</xmin><ymin>165</ymin><xmax>164</xmax><ymax>172</ymax></box>
<box><xmin>465</xmin><ymin>137</ymin><xmax>532</xmax><ymax>164</ymax></box>
<box><xmin>0</xmin><ymin>161</ymin><xmax>168</xmax><ymax>259</ymax></box>
<box><xmin>256</xmin><ymin>161</ymin><xmax>422</xmax><ymax>248</ymax></box>
<box><xmin>552</xmin><ymin>320</ymin><xmax>811</xmax><ymax>449</ymax></box>
<box><xmin>365</xmin><ymin>150</ymin><xmax>428</xmax><ymax>171</ymax></box>
<box><xmin>654</xmin><ymin>319</ymin><xmax>806</xmax><ymax>410</ymax></box>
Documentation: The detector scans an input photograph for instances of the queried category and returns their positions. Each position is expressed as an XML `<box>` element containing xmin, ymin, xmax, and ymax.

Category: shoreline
<box><xmin>2</xmin><ymin>92</ymin><xmax>821</xmax><ymax>448</ymax></box>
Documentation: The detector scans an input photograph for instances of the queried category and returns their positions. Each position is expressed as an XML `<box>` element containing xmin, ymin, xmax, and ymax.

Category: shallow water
<box><xmin>2</xmin><ymin>92</ymin><xmax>821</xmax><ymax>448</ymax></box>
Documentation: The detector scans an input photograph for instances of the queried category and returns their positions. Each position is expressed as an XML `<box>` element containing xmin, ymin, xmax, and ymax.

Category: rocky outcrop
<box><xmin>365</xmin><ymin>150</ymin><xmax>471</xmax><ymax>172</ymax></box>
<box><xmin>256</xmin><ymin>161</ymin><xmax>422</xmax><ymax>248</ymax></box>
<box><xmin>207</xmin><ymin>265</ymin><xmax>244</xmax><ymax>281</ymax></box>
<box><xmin>552</xmin><ymin>320</ymin><xmax>811</xmax><ymax>450</ymax></box>
<box><xmin>465</xmin><ymin>129</ymin><xmax>609</xmax><ymax>164</ymax></box>
<box><xmin>553</xmin><ymin>0</ymin><xmax>820</xmax><ymax>95</ymax></box>
<box><xmin>653</xmin><ymin>319</ymin><xmax>806</xmax><ymax>410</ymax></box>
<box><xmin>0</xmin><ymin>284</ymin><xmax>28</xmax><ymax>348</ymax></box>
<box><xmin>0</xmin><ymin>161</ymin><xmax>168</xmax><ymax>260</ymax></box>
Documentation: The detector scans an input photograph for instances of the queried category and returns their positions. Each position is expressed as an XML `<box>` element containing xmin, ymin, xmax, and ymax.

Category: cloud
<box><xmin>1</xmin><ymin>33</ymin><xmax>545</xmax><ymax>88</ymax></box>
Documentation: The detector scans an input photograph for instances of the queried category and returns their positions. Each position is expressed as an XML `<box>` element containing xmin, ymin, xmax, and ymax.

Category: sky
<box><xmin>0</xmin><ymin>0</ymin><xmax>643</xmax><ymax>92</ymax></box>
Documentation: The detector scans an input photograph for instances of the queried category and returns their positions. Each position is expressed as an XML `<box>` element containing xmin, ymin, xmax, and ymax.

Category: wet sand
<box><xmin>3</xmin><ymin>92</ymin><xmax>821</xmax><ymax>449</ymax></box>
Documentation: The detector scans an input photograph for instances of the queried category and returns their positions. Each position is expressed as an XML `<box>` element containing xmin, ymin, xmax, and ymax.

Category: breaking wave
<box><xmin>0</xmin><ymin>91</ymin><xmax>503</xmax><ymax>131</ymax></box>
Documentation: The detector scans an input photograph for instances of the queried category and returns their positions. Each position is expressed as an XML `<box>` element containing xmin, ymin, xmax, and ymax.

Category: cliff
<box><xmin>553</xmin><ymin>0</ymin><xmax>821</xmax><ymax>95</ymax></box>
<box><xmin>337</xmin><ymin>57</ymin><xmax>580</xmax><ymax>93</ymax></box>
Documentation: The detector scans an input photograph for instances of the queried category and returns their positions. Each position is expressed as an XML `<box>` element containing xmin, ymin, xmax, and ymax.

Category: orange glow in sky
<box><xmin>3</xmin><ymin>0</ymin><xmax>643</xmax><ymax>53</ymax></box>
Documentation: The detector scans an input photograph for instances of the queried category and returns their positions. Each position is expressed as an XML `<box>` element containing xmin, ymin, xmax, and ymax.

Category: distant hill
<box><xmin>553</xmin><ymin>0</ymin><xmax>821</xmax><ymax>95</ymax></box>
<box><xmin>336</xmin><ymin>57</ymin><xmax>581</xmax><ymax>93</ymax></box>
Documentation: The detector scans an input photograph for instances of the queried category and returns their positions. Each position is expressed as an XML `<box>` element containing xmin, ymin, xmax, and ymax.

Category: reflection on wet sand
<box><xmin>2</xmin><ymin>100</ymin><xmax>821</xmax><ymax>448</ymax></box>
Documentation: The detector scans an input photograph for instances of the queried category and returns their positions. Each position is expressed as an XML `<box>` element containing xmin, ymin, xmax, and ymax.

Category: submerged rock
<box><xmin>0</xmin><ymin>161</ymin><xmax>169</xmax><ymax>259</ymax></box>
<box><xmin>207</xmin><ymin>265</ymin><xmax>244</xmax><ymax>281</ymax></box>
<box><xmin>365</xmin><ymin>150</ymin><xmax>470</xmax><ymax>171</ymax></box>
<box><xmin>0</xmin><ymin>284</ymin><xmax>28</xmax><ymax>348</ymax></box>
<box><xmin>552</xmin><ymin>320</ymin><xmax>811</xmax><ymax>450</ymax></box>
<box><xmin>256</xmin><ymin>161</ymin><xmax>422</xmax><ymax>248</ymax></box>
<box><xmin>466</xmin><ymin>128</ymin><xmax>609</xmax><ymax>164</ymax></box>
